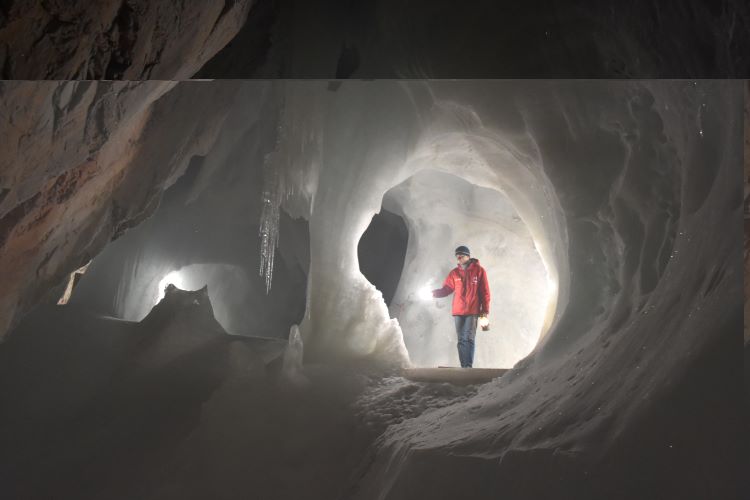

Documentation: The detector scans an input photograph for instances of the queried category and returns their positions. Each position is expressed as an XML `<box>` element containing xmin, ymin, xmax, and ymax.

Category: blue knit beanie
<box><xmin>455</xmin><ymin>245</ymin><xmax>470</xmax><ymax>257</ymax></box>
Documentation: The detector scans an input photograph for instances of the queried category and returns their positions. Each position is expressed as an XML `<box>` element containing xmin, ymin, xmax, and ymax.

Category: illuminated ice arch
<box><xmin>380</xmin><ymin>169</ymin><xmax>555</xmax><ymax>368</ymax></box>
<box><xmin>389</xmin><ymin>127</ymin><xmax>567</xmax><ymax>367</ymax></box>
<box><xmin>299</xmin><ymin>95</ymin><xmax>568</xmax><ymax>369</ymax></box>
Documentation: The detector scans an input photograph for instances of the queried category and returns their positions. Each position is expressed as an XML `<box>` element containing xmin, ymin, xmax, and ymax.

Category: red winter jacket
<box><xmin>432</xmin><ymin>258</ymin><xmax>490</xmax><ymax>316</ymax></box>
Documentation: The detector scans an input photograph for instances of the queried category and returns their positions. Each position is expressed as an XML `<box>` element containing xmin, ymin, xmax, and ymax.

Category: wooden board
<box><xmin>402</xmin><ymin>366</ymin><xmax>509</xmax><ymax>385</ymax></box>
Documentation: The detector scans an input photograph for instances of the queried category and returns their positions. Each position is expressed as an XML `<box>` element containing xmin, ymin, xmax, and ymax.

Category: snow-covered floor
<box><xmin>0</xmin><ymin>276</ymin><xmax>740</xmax><ymax>499</ymax></box>
<box><xmin>0</xmin><ymin>292</ymin><xmax>481</xmax><ymax>500</ymax></box>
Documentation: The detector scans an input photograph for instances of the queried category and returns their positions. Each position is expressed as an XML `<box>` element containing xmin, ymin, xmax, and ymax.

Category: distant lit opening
<box><xmin>365</xmin><ymin>170</ymin><xmax>556</xmax><ymax>368</ymax></box>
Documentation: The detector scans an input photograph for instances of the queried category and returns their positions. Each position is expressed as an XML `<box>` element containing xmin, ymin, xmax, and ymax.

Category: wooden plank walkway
<box><xmin>402</xmin><ymin>366</ymin><xmax>509</xmax><ymax>385</ymax></box>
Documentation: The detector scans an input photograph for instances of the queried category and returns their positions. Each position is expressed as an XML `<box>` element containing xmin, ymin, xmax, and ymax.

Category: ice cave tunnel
<box><xmin>0</xmin><ymin>80</ymin><xmax>743</xmax><ymax>499</ymax></box>
<box><xmin>359</xmin><ymin>168</ymin><xmax>557</xmax><ymax>369</ymax></box>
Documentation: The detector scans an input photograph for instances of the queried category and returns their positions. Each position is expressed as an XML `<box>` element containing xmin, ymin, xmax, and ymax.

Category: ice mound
<box><xmin>136</xmin><ymin>284</ymin><xmax>227</xmax><ymax>368</ymax></box>
<box><xmin>282</xmin><ymin>324</ymin><xmax>308</xmax><ymax>386</ymax></box>
<box><xmin>144</xmin><ymin>284</ymin><xmax>220</xmax><ymax>324</ymax></box>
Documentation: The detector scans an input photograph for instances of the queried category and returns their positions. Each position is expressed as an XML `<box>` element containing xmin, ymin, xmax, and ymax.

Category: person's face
<box><xmin>456</xmin><ymin>254</ymin><xmax>469</xmax><ymax>265</ymax></box>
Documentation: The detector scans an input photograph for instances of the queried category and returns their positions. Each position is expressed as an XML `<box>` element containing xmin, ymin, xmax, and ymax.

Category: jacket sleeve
<box><xmin>432</xmin><ymin>271</ymin><xmax>455</xmax><ymax>298</ymax></box>
<box><xmin>479</xmin><ymin>267</ymin><xmax>490</xmax><ymax>314</ymax></box>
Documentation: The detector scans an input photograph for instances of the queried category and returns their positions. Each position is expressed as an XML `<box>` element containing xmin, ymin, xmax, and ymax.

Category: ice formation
<box><xmin>56</xmin><ymin>78</ymin><xmax>739</xmax><ymax>391</ymax></box>
<box><xmin>0</xmin><ymin>79</ymin><xmax>740</xmax><ymax>499</ymax></box>
<box><xmin>282</xmin><ymin>324</ymin><xmax>308</xmax><ymax>386</ymax></box>
<box><xmin>64</xmin><ymin>95</ymin><xmax>311</xmax><ymax>340</ymax></box>
<box><xmin>259</xmin><ymin>83</ymin><xmax>323</xmax><ymax>293</ymax></box>
<box><xmin>265</xmin><ymin>79</ymin><xmax>741</xmax><ymax>497</ymax></box>
<box><xmin>268</xmin><ymin>81</ymin><xmax>569</xmax><ymax>370</ymax></box>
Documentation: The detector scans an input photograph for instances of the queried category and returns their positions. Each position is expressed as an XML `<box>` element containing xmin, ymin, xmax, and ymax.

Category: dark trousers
<box><xmin>454</xmin><ymin>315</ymin><xmax>478</xmax><ymax>368</ymax></box>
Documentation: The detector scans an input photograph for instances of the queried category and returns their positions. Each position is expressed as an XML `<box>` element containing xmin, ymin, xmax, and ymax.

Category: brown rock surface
<box><xmin>0</xmin><ymin>1</ymin><xmax>253</xmax><ymax>79</ymax></box>
<box><xmin>745</xmin><ymin>80</ymin><xmax>750</xmax><ymax>346</ymax></box>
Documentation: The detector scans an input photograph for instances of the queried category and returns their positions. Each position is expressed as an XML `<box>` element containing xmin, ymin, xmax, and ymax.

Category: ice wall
<box><xmin>272</xmin><ymin>83</ymin><xmax>740</xmax><ymax>497</ymax></box>
<box><xmin>288</xmin><ymin>80</ymin><xmax>739</xmax><ymax>372</ymax></box>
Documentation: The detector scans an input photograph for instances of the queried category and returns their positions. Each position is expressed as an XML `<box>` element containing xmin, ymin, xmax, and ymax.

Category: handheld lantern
<box><xmin>479</xmin><ymin>316</ymin><xmax>490</xmax><ymax>331</ymax></box>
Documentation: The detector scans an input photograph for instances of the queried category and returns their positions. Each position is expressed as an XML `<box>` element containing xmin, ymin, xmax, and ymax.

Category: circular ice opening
<box><xmin>374</xmin><ymin>170</ymin><xmax>556</xmax><ymax>368</ymax></box>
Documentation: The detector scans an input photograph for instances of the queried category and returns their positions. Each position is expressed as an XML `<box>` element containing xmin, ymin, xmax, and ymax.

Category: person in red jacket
<box><xmin>432</xmin><ymin>245</ymin><xmax>490</xmax><ymax>368</ymax></box>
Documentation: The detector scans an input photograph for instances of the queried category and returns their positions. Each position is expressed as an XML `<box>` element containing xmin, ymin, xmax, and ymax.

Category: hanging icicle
<box><xmin>258</xmin><ymin>83</ymin><xmax>323</xmax><ymax>294</ymax></box>
<box><xmin>259</xmin><ymin>96</ymin><xmax>287</xmax><ymax>295</ymax></box>
<box><xmin>259</xmin><ymin>165</ymin><xmax>282</xmax><ymax>294</ymax></box>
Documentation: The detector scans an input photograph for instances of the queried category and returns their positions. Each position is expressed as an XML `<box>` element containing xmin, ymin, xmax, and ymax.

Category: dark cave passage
<box><xmin>357</xmin><ymin>209</ymin><xmax>408</xmax><ymax>307</ymax></box>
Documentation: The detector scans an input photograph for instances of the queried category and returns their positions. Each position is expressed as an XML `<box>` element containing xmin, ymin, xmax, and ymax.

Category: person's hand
<box><xmin>478</xmin><ymin>314</ymin><xmax>490</xmax><ymax>330</ymax></box>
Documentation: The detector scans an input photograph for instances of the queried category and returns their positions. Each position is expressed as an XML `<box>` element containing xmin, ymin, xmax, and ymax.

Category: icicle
<box><xmin>259</xmin><ymin>152</ymin><xmax>284</xmax><ymax>294</ymax></box>
<box><xmin>258</xmin><ymin>83</ymin><xmax>323</xmax><ymax>294</ymax></box>
<box><xmin>258</xmin><ymin>91</ymin><xmax>285</xmax><ymax>294</ymax></box>
<box><xmin>258</xmin><ymin>191</ymin><xmax>278</xmax><ymax>294</ymax></box>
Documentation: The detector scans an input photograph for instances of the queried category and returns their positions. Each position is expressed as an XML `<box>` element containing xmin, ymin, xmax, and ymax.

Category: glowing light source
<box><xmin>417</xmin><ymin>285</ymin><xmax>433</xmax><ymax>301</ymax></box>
<box><xmin>157</xmin><ymin>270</ymin><xmax>186</xmax><ymax>302</ymax></box>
